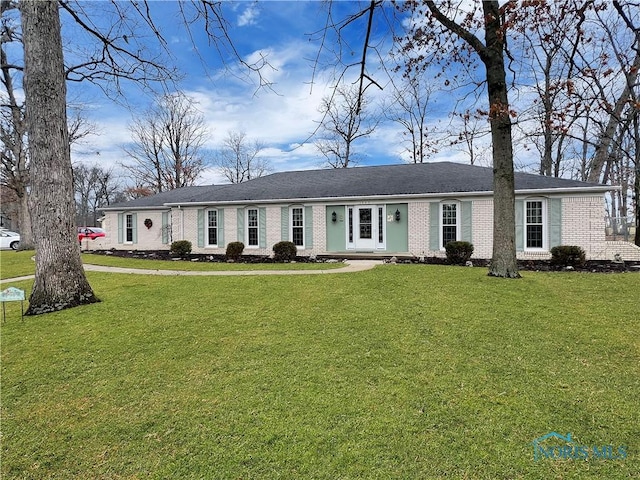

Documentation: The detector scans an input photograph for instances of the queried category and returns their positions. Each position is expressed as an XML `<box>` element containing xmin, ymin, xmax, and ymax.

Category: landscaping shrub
<box><xmin>170</xmin><ymin>240</ymin><xmax>192</xmax><ymax>256</ymax></box>
<box><xmin>444</xmin><ymin>241</ymin><xmax>474</xmax><ymax>265</ymax></box>
<box><xmin>550</xmin><ymin>245</ymin><xmax>586</xmax><ymax>267</ymax></box>
<box><xmin>226</xmin><ymin>241</ymin><xmax>245</xmax><ymax>261</ymax></box>
<box><xmin>273</xmin><ymin>241</ymin><xmax>297</xmax><ymax>262</ymax></box>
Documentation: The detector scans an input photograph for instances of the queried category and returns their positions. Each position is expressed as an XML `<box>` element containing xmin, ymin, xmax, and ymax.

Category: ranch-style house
<box><xmin>98</xmin><ymin>162</ymin><xmax>640</xmax><ymax>261</ymax></box>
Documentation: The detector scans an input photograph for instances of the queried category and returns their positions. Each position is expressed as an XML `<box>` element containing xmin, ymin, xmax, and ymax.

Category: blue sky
<box><xmin>62</xmin><ymin>1</ymin><xmax>475</xmax><ymax>186</ymax></box>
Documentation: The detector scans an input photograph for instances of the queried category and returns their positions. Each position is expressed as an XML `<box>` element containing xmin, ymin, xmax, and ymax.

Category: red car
<box><xmin>78</xmin><ymin>227</ymin><xmax>106</xmax><ymax>241</ymax></box>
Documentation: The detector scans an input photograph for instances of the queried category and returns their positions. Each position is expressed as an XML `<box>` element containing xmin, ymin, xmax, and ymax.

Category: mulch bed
<box><xmin>87</xmin><ymin>249</ymin><xmax>640</xmax><ymax>273</ymax></box>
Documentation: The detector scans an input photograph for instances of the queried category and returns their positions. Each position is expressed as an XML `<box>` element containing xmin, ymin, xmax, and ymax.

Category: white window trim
<box><xmin>440</xmin><ymin>202</ymin><xmax>460</xmax><ymax>250</ymax></box>
<box><xmin>376</xmin><ymin>205</ymin><xmax>386</xmax><ymax>250</ymax></box>
<box><xmin>290</xmin><ymin>206</ymin><xmax>305</xmax><ymax>250</ymax></box>
<box><xmin>206</xmin><ymin>208</ymin><xmax>218</xmax><ymax>248</ymax></box>
<box><xmin>524</xmin><ymin>198</ymin><xmax>548</xmax><ymax>251</ymax></box>
<box><xmin>125</xmin><ymin>213</ymin><xmax>134</xmax><ymax>244</ymax></box>
<box><xmin>347</xmin><ymin>206</ymin><xmax>354</xmax><ymax>249</ymax></box>
<box><xmin>246</xmin><ymin>207</ymin><xmax>259</xmax><ymax>248</ymax></box>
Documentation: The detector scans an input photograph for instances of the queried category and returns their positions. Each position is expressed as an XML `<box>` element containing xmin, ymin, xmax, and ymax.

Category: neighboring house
<box><xmin>99</xmin><ymin>162</ymin><xmax>640</xmax><ymax>261</ymax></box>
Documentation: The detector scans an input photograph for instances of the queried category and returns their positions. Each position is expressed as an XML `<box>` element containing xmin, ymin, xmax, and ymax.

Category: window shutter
<box><xmin>429</xmin><ymin>202</ymin><xmax>440</xmax><ymax>251</ymax></box>
<box><xmin>131</xmin><ymin>213</ymin><xmax>138</xmax><ymax>244</ymax></box>
<box><xmin>218</xmin><ymin>209</ymin><xmax>225</xmax><ymax>247</ymax></box>
<box><xmin>117</xmin><ymin>213</ymin><xmax>123</xmax><ymax>244</ymax></box>
<box><xmin>281</xmin><ymin>207</ymin><xmax>289</xmax><ymax>241</ymax></box>
<box><xmin>549</xmin><ymin>198</ymin><xmax>562</xmax><ymax>248</ymax></box>
<box><xmin>162</xmin><ymin>211</ymin><xmax>169</xmax><ymax>244</ymax></box>
<box><xmin>305</xmin><ymin>206</ymin><xmax>313</xmax><ymax>248</ymax></box>
<box><xmin>197</xmin><ymin>209</ymin><xmax>204</xmax><ymax>248</ymax></box>
<box><xmin>259</xmin><ymin>207</ymin><xmax>267</xmax><ymax>248</ymax></box>
<box><xmin>461</xmin><ymin>201</ymin><xmax>472</xmax><ymax>243</ymax></box>
<box><xmin>515</xmin><ymin>200</ymin><xmax>524</xmax><ymax>252</ymax></box>
<box><xmin>237</xmin><ymin>208</ymin><xmax>245</xmax><ymax>243</ymax></box>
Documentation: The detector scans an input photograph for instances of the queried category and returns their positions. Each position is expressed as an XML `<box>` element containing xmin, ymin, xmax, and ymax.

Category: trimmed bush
<box><xmin>273</xmin><ymin>241</ymin><xmax>297</xmax><ymax>262</ymax></box>
<box><xmin>170</xmin><ymin>240</ymin><xmax>192</xmax><ymax>257</ymax></box>
<box><xmin>226</xmin><ymin>241</ymin><xmax>245</xmax><ymax>261</ymax></box>
<box><xmin>550</xmin><ymin>245</ymin><xmax>586</xmax><ymax>267</ymax></box>
<box><xmin>444</xmin><ymin>241</ymin><xmax>474</xmax><ymax>265</ymax></box>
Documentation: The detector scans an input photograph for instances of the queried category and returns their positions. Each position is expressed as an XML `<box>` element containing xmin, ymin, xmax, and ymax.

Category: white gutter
<box><xmin>101</xmin><ymin>206</ymin><xmax>172</xmax><ymax>212</ymax></box>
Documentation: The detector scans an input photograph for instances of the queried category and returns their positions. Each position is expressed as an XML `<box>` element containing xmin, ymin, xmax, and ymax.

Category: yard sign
<box><xmin>1</xmin><ymin>287</ymin><xmax>25</xmax><ymax>322</ymax></box>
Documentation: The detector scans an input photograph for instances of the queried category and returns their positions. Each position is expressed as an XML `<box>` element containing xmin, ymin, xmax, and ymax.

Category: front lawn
<box><xmin>1</xmin><ymin>266</ymin><xmax>638</xmax><ymax>478</ymax></box>
<box><xmin>0</xmin><ymin>250</ymin><xmax>36</xmax><ymax>279</ymax></box>
<box><xmin>0</xmin><ymin>251</ymin><xmax>344</xmax><ymax>281</ymax></box>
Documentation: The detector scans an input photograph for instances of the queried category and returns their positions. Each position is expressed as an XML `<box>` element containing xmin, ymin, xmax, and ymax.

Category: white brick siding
<box><xmin>101</xmin><ymin>192</ymin><xmax>635</xmax><ymax>260</ymax></box>
<box><xmin>407</xmin><ymin>202</ymin><xmax>430</xmax><ymax>255</ymax></box>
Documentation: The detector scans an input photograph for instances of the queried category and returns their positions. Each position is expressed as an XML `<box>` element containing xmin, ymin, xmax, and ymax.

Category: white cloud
<box><xmin>237</xmin><ymin>4</ymin><xmax>259</xmax><ymax>27</ymax></box>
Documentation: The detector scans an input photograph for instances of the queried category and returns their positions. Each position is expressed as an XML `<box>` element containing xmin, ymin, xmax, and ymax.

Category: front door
<box><xmin>354</xmin><ymin>206</ymin><xmax>375</xmax><ymax>250</ymax></box>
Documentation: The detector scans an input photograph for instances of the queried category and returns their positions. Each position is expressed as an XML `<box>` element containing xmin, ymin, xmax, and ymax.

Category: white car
<box><xmin>0</xmin><ymin>229</ymin><xmax>21</xmax><ymax>250</ymax></box>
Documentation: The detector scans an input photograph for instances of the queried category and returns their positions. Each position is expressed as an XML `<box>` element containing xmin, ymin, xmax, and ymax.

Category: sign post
<box><xmin>1</xmin><ymin>287</ymin><xmax>25</xmax><ymax>322</ymax></box>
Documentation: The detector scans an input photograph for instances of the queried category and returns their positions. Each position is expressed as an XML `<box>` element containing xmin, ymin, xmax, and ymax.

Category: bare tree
<box><xmin>514</xmin><ymin>0</ymin><xmax>593</xmax><ymax>177</ymax></box>
<box><xmin>385</xmin><ymin>73</ymin><xmax>438</xmax><ymax>163</ymax></box>
<box><xmin>2</xmin><ymin>2</ymin><xmax>101</xmax><ymax>250</ymax></box>
<box><xmin>12</xmin><ymin>0</ymin><xmax>266</xmax><ymax>315</ymax></box>
<box><xmin>21</xmin><ymin>0</ymin><xmax>99</xmax><ymax>314</ymax></box>
<box><xmin>73</xmin><ymin>163</ymin><xmax>123</xmax><ymax>226</ymax></box>
<box><xmin>586</xmin><ymin>1</ymin><xmax>640</xmax><ymax>183</ymax></box>
<box><xmin>122</xmin><ymin>93</ymin><xmax>209</xmax><ymax>193</ymax></box>
<box><xmin>315</xmin><ymin>83</ymin><xmax>379</xmax><ymax>168</ymax></box>
<box><xmin>1</xmin><ymin>2</ymin><xmax>32</xmax><ymax>248</ymax></box>
<box><xmin>214</xmin><ymin>130</ymin><xmax>269</xmax><ymax>184</ymax></box>
<box><xmin>450</xmin><ymin>110</ymin><xmax>492</xmax><ymax>167</ymax></box>
<box><xmin>404</xmin><ymin>1</ymin><xmax>521</xmax><ymax>278</ymax></box>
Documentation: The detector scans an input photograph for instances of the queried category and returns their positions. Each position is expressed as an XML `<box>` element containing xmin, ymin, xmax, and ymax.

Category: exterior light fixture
<box><xmin>331</xmin><ymin>211</ymin><xmax>337</xmax><ymax>223</ymax></box>
<box><xmin>395</xmin><ymin>209</ymin><xmax>401</xmax><ymax>222</ymax></box>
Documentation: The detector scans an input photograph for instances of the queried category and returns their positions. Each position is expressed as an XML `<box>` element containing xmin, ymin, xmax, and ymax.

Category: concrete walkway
<box><xmin>0</xmin><ymin>260</ymin><xmax>381</xmax><ymax>284</ymax></box>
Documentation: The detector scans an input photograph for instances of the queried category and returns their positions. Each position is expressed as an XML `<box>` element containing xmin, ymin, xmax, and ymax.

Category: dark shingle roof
<box><xmin>107</xmin><ymin>185</ymin><xmax>214</xmax><ymax>209</ymax></box>
<box><xmin>105</xmin><ymin>162</ymin><xmax>609</xmax><ymax>209</ymax></box>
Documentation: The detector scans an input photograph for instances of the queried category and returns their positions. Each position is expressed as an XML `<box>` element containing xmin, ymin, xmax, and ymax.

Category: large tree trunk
<box><xmin>21</xmin><ymin>0</ymin><xmax>99</xmax><ymax>315</ymax></box>
<box><xmin>482</xmin><ymin>2</ymin><xmax>520</xmax><ymax>278</ymax></box>
<box><xmin>424</xmin><ymin>0</ymin><xmax>520</xmax><ymax>278</ymax></box>
<box><xmin>634</xmin><ymin>113</ymin><xmax>640</xmax><ymax>247</ymax></box>
<box><xmin>16</xmin><ymin>185</ymin><xmax>34</xmax><ymax>250</ymax></box>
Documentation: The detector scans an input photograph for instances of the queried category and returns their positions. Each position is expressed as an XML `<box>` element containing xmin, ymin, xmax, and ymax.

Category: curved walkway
<box><xmin>0</xmin><ymin>260</ymin><xmax>381</xmax><ymax>284</ymax></box>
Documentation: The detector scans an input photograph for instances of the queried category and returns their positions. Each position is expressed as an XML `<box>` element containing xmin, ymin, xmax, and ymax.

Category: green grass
<box><xmin>1</xmin><ymin>264</ymin><xmax>638</xmax><ymax>479</ymax></box>
<box><xmin>0</xmin><ymin>251</ymin><xmax>343</xmax><ymax>280</ymax></box>
<box><xmin>80</xmin><ymin>252</ymin><xmax>345</xmax><ymax>271</ymax></box>
<box><xmin>0</xmin><ymin>250</ymin><xmax>36</xmax><ymax>279</ymax></box>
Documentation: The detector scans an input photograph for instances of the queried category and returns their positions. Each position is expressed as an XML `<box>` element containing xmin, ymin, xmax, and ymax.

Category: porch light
<box><xmin>331</xmin><ymin>211</ymin><xmax>337</xmax><ymax>223</ymax></box>
<box><xmin>395</xmin><ymin>209</ymin><xmax>401</xmax><ymax>222</ymax></box>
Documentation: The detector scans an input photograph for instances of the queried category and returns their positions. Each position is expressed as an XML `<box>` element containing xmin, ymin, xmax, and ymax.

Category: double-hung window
<box><xmin>207</xmin><ymin>209</ymin><xmax>218</xmax><ymax>246</ymax></box>
<box><xmin>441</xmin><ymin>203</ymin><xmax>458</xmax><ymax>248</ymax></box>
<box><xmin>526</xmin><ymin>200</ymin><xmax>545</xmax><ymax>249</ymax></box>
<box><xmin>246</xmin><ymin>208</ymin><xmax>259</xmax><ymax>247</ymax></box>
<box><xmin>291</xmin><ymin>207</ymin><xmax>304</xmax><ymax>248</ymax></box>
<box><xmin>125</xmin><ymin>214</ymin><xmax>134</xmax><ymax>242</ymax></box>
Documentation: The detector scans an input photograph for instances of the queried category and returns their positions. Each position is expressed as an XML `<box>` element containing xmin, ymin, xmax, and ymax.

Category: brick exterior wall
<box><xmin>407</xmin><ymin>201</ymin><xmax>430</xmax><ymax>256</ymax></box>
<box><xmin>101</xmin><ymin>192</ymin><xmax>638</xmax><ymax>260</ymax></box>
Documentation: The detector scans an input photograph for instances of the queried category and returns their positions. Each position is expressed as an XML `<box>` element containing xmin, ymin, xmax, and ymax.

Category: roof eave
<box><xmin>161</xmin><ymin>185</ymin><xmax>611</xmax><ymax>207</ymax></box>
<box><xmin>101</xmin><ymin>205</ymin><xmax>172</xmax><ymax>212</ymax></box>
<box><xmin>515</xmin><ymin>185</ymin><xmax>616</xmax><ymax>195</ymax></box>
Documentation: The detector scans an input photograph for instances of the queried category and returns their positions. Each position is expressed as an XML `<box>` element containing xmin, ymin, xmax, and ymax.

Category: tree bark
<box><xmin>16</xmin><ymin>187</ymin><xmax>34</xmax><ymax>250</ymax></box>
<box><xmin>21</xmin><ymin>0</ymin><xmax>99</xmax><ymax>315</ymax></box>
<box><xmin>481</xmin><ymin>2</ymin><xmax>520</xmax><ymax>278</ymax></box>
<box><xmin>424</xmin><ymin>1</ymin><xmax>520</xmax><ymax>278</ymax></box>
